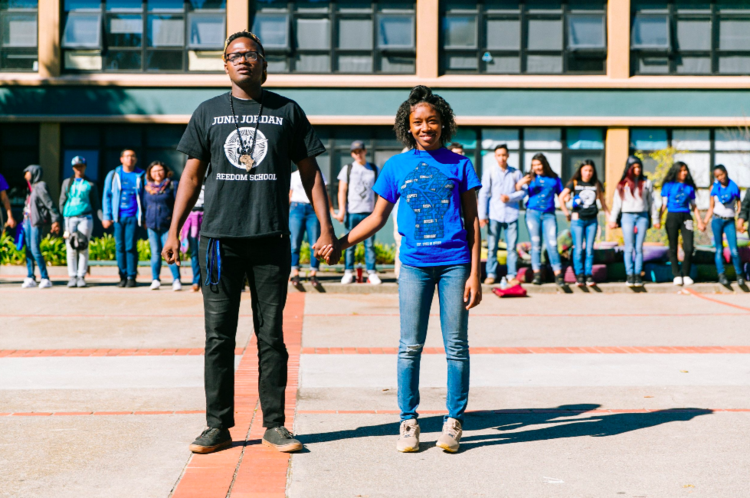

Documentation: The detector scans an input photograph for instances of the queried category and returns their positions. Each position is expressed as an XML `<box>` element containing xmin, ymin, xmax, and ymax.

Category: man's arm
<box><xmin>297</xmin><ymin>156</ymin><xmax>341</xmax><ymax>264</ymax></box>
<box><xmin>1</xmin><ymin>190</ymin><xmax>15</xmax><ymax>228</ymax></box>
<box><xmin>738</xmin><ymin>189</ymin><xmax>750</xmax><ymax>228</ymax></box>
<box><xmin>337</xmin><ymin>180</ymin><xmax>347</xmax><ymax>222</ymax></box>
<box><xmin>477</xmin><ymin>169</ymin><xmax>491</xmax><ymax>226</ymax></box>
<box><xmin>59</xmin><ymin>179</ymin><xmax>69</xmax><ymax>215</ymax></box>
<box><xmin>162</xmin><ymin>157</ymin><xmax>208</xmax><ymax>265</ymax></box>
<box><xmin>37</xmin><ymin>183</ymin><xmax>61</xmax><ymax>233</ymax></box>
<box><xmin>102</xmin><ymin>170</ymin><xmax>114</xmax><ymax>228</ymax></box>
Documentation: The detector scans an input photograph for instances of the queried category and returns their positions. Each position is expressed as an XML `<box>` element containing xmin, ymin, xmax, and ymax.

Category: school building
<box><xmin>1</xmin><ymin>0</ymin><xmax>750</xmax><ymax>238</ymax></box>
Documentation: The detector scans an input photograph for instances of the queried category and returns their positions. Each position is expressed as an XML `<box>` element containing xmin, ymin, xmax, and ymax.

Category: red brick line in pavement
<box><xmin>297</xmin><ymin>408</ymin><xmax>750</xmax><ymax>415</ymax></box>
<box><xmin>1</xmin><ymin>411</ymin><xmax>206</xmax><ymax>416</ymax></box>
<box><xmin>683</xmin><ymin>287</ymin><xmax>750</xmax><ymax>313</ymax></box>
<box><xmin>170</xmin><ymin>292</ymin><xmax>304</xmax><ymax>498</ymax></box>
<box><xmin>306</xmin><ymin>312</ymin><xmax>747</xmax><ymax>317</ymax></box>
<box><xmin>0</xmin><ymin>348</ymin><xmax>245</xmax><ymax>357</ymax></box>
<box><xmin>0</xmin><ymin>314</ymin><xmax>254</xmax><ymax>318</ymax></box>
<box><xmin>300</xmin><ymin>346</ymin><xmax>750</xmax><ymax>355</ymax></box>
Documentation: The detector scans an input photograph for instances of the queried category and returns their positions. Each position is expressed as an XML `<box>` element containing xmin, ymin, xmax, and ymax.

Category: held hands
<box><xmin>464</xmin><ymin>275</ymin><xmax>482</xmax><ymax>310</ymax></box>
<box><xmin>312</xmin><ymin>231</ymin><xmax>341</xmax><ymax>265</ymax></box>
<box><xmin>738</xmin><ymin>220</ymin><xmax>747</xmax><ymax>233</ymax></box>
<box><xmin>50</xmin><ymin>222</ymin><xmax>61</xmax><ymax>235</ymax></box>
<box><xmin>479</xmin><ymin>219</ymin><xmax>488</xmax><ymax>228</ymax></box>
<box><xmin>653</xmin><ymin>223</ymin><xmax>661</xmax><ymax>230</ymax></box>
<box><xmin>607</xmin><ymin>221</ymin><xmax>618</xmax><ymax>229</ymax></box>
<box><xmin>162</xmin><ymin>233</ymin><xmax>181</xmax><ymax>266</ymax></box>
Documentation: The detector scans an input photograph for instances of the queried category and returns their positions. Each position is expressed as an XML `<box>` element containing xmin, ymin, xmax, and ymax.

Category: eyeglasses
<box><xmin>225</xmin><ymin>51</ymin><xmax>264</xmax><ymax>64</ymax></box>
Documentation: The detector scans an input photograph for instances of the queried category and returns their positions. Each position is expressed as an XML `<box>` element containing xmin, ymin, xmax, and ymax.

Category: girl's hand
<box><xmin>519</xmin><ymin>175</ymin><xmax>531</xmax><ymax>186</ymax></box>
<box><xmin>653</xmin><ymin>223</ymin><xmax>661</xmax><ymax>230</ymax></box>
<box><xmin>608</xmin><ymin>221</ymin><xmax>617</xmax><ymax>229</ymax></box>
<box><xmin>464</xmin><ymin>275</ymin><xmax>482</xmax><ymax>310</ymax></box>
<box><xmin>697</xmin><ymin>221</ymin><xmax>706</xmax><ymax>233</ymax></box>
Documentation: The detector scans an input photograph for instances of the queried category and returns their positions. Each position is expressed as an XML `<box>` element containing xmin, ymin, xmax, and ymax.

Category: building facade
<box><xmin>1</xmin><ymin>0</ymin><xmax>750</xmax><ymax>238</ymax></box>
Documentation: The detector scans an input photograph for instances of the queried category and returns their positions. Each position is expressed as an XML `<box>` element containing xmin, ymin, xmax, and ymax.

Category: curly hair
<box><xmin>394</xmin><ymin>86</ymin><xmax>457</xmax><ymax>149</ymax></box>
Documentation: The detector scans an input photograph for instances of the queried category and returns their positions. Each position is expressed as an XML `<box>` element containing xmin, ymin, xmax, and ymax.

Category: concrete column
<box><xmin>38</xmin><ymin>0</ymin><xmax>61</xmax><ymax>78</ymax></box>
<box><xmin>40</xmin><ymin>123</ymin><xmax>61</xmax><ymax>202</ymax></box>
<box><xmin>227</xmin><ymin>0</ymin><xmax>250</xmax><ymax>36</ymax></box>
<box><xmin>605</xmin><ymin>127</ymin><xmax>629</xmax><ymax>240</ymax></box>
<box><xmin>416</xmin><ymin>0</ymin><xmax>439</xmax><ymax>79</ymax></box>
<box><xmin>607</xmin><ymin>0</ymin><xmax>630</xmax><ymax>79</ymax></box>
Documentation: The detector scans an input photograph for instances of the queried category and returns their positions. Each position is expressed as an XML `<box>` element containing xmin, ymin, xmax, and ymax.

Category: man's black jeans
<box><xmin>199</xmin><ymin>234</ymin><xmax>290</xmax><ymax>430</ymax></box>
<box><xmin>666</xmin><ymin>212</ymin><xmax>694</xmax><ymax>278</ymax></box>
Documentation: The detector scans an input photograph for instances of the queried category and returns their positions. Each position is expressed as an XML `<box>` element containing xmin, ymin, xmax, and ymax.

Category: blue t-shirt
<box><xmin>661</xmin><ymin>181</ymin><xmax>695</xmax><ymax>213</ymax></box>
<box><xmin>119</xmin><ymin>170</ymin><xmax>140</xmax><ymax>218</ymax></box>
<box><xmin>526</xmin><ymin>175</ymin><xmax>563</xmax><ymax>213</ymax></box>
<box><xmin>710</xmin><ymin>180</ymin><xmax>740</xmax><ymax>205</ymax></box>
<box><xmin>373</xmin><ymin>148</ymin><xmax>481</xmax><ymax>267</ymax></box>
<box><xmin>0</xmin><ymin>173</ymin><xmax>8</xmax><ymax>192</ymax></box>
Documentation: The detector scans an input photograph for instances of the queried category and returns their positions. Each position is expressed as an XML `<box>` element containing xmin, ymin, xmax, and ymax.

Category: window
<box><xmin>311</xmin><ymin>126</ymin><xmax>402</xmax><ymax>207</ymax></box>
<box><xmin>0</xmin><ymin>0</ymin><xmax>38</xmax><ymax>71</ymax></box>
<box><xmin>61</xmin><ymin>124</ymin><xmax>187</xmax><ymax>191</ymax></box>
<box><xmin>440</xmin><ymin>0</ymin><xmax>607</xmax><ymax>75</ymax></box>
<box><xmin>251</xmin><ymin>0</ymin><xmax>416</xmax><ymax>74</ymax></box>
<box><xmin>630</xmin><ymin>128</ymin><xmax>750</xmax><ymax>208</ymax></box>
<box><xmin>631</xmin><ymin>0</ymin><xmax>750</xmax><ymax>75</ymax></box>
<box><xmin>62</xmin><ymin>0</ymin><xmax>226</xmax><ymax>73</ymax></box>
<box><xmin>0</xmin><ymin>124</ymin><xmax>39</xmax><ymax>209</ymax></box>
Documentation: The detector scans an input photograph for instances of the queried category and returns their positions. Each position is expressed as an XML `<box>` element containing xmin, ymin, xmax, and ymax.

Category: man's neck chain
<box><xmin>229</xmin><ymin>90</ymin><xmax>264</xmax><ymax>172</ymax></box>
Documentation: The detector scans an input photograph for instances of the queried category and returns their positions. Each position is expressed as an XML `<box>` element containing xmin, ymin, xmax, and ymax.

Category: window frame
<box><xmin>440</xmin><ymin>0</ymin><xmax>608</xmax><ymax>76</ymax></box>
<box><xmin>252</xmin><ymin>0</ymin><xmax>417</xmax><ymax>75</ymax></box>
<box><xmin>0</xmin><ymin>0</ymin><xmax>38</xmax><ymax>71</ymax></box>
<box><xmin>61</xmin><ymin>0</ymin><xmax>226</xmax><ymax>74</ymax></box>
<box><xmin>631</xmin><ymin>1</ymin><xmax>750</xmax><ymax>76</ymax></box>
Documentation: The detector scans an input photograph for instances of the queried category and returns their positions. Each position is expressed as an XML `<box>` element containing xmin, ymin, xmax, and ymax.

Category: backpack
<box><xmin>342</xmin><ymin>162</ymin><xmax>378</xmax><ymax>209</ymax></box>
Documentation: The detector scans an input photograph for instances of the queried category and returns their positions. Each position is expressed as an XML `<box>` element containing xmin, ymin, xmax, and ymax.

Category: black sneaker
<box><xmin>585</xmin><ymin>275</ymin><xmax>596</xmax><ymax>287</ymax></box>
<box><xmin>738</xmin><ymin>276</ymin><xmax>746</xmax><ymax>287</ymax></box>
<box><xmin>626</xmin><ymin>275</ymin><xmax>635</xmax><ymax>287</ymax></box>
<box><xmin>718</xmin><ymin>273</ymin><xmax>730</xmax><ymax>286</ymax></box>
<box><xmin>125</xmin><ymin>278</ymin><xmax>137</xmax><ymax>288</ymax></box>
<box><xmin>634</xmin><ymin>275</ymin><xmax>643</xmax><ymax>287</ymax></box>
<box><xmin>189</xmin><ymin>427</ymin><xmax>232</xmax><ymax>454</ymax></box>
<box><xmin>117</xmin><ymin>278</ymin><xmax>127</xmax><ymax>288</ymax></box>
<box><xmin>262</xmin><ymin>426</ymin><xmax>303</xmax><ymax>453</ymax></box>
<box><xmin>554</xmin><ymin>274</ymin><xmax>565</xmax><ymax>287</ymax></box>
<box><xmin>532</xmin><ymin>272</ymin><xmax>543</xmax><ymax>286</ymax></box>
<box><xmin>576</xmin><ymin>274</ymin><xmax>585</xmax><ymax>287</ymax></box>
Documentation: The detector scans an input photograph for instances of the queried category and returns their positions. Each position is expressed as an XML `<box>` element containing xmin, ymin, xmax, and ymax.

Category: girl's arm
<box><xmin>461</xmin><ymin>189</ymin><xmax>482</xmax><ymax>310</ymax></box>
<box><xmin>703</xmin><ymin>196</ymin><xmax>714</xmax><ymax>226</ymax></box>
<box><xmin>338</xmin><ymin>197</ymin><xmax>394</xmax><ymax>250</ymax></box>
<box><xmin>559</xmin><ymin>187</ymin><xmax>572</xmax><ymax>204</ymax></box>
<box><xmin>598</xmin><ymin>188</ymin><xmax>611</xmax><ymax>218</ymax></box>
<box><xmin>693</xmin><ymin>201</ymin><xmax>705</xmax><ymax>232</ymax></box>
<box><xmin>515</xmin><ymin>175</ymin><xmax>531</xmax><ymax>191</ymax></box>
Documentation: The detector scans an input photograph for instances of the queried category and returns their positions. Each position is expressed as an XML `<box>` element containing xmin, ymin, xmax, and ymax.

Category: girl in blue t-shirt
<box><xmin>702</xmin><ymin>164</ymin><xmax>745</xmax><ymax>287</ymax></box>
<box><xmin>515</xmin><ymin>153</ymin><xmax>570</xmax><ymax>286</ymax></box>
<box><xmin>320</xmin><ymin>86</ymin><xmax>482</xmax><ymax>454</ymax></box>
<box><xmin>659</xmin><ymin>161</ymin><xmax>705</xmax><ymax>286</ymax></box>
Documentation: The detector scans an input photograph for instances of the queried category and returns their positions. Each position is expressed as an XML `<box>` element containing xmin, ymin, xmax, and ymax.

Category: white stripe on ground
<box><xmin>0</xmin><ymin>357</ymin><xmax>240</xmax><ymax>390</ymax></box>
<box><xmin>300</xmin><ymin>354</ymin><xmax>750</xmax><ymax>388</ymax></box>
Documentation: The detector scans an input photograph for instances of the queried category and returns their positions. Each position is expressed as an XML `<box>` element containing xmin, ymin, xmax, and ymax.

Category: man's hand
<box><xmin>162</xmin><ymin>233</ymin><xmax>181</xmax><ymax>266</ymax></box>
<box><xmin>50</xmin><ymin>222</ymin><xmax>61</xmax><ymax>235</ymax></box>
<box><xmin>102</xmin><ymin>220</ymin><xmax>113</xmax><ymax>229</ymax></box>
<box><xmin>738</xmin><ymin>219</ymin><xmax>747</xmax><ymax>233</ymax></box>
<box><xmin>479</xmin><ymin>219</ymin><xmax>488</xmax><ymax>228</ymax></box>
<box><xmin>499</xmin><ymin>194</ymin><xmax>510</xmax><ymax>203</ymax></box>
<box><xmin>5</xmin><ymin>215</ymin><xmax>16</xmax><ymax>229</ymax></box>
<box><xmin>314</xmin><ymin>230</ymin><xmax>341</xmax><ymax>264</ymax></box>
<box><xmin>464</xmin><ymin>275</ymin><xmax>482</xmax><ymax>310</ymax></box>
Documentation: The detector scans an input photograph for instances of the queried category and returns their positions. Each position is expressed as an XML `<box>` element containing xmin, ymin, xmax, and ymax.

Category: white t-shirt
<box><xmin>289</xmin><ymin>170</ymin><xmax>327</xmax><ymax>204</ymax></box>
<box><xmin>713</xmin><ymin>195</ymin><xmax>737</xmax><ymax>217</ymax></box>
<box><xmin>337</xmin><ymin>162</ymin><xmax>378</xmax><ymax>214</ymax></box>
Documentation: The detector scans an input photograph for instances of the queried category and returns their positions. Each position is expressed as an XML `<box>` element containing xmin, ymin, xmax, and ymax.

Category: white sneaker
<box><xmin>172</xmin><ymin>280</ymin><xmax>182</xmax><ymax>291</ymax></box>
<box><xmin>150</xmin><ymin>280</ymin><xmax>161</xmax><ymax>290</ymax></box>
<box><xmin>682</xmin><ymin>276</ymin><xmax>694</xmax><ymax>286</ymax></box>
<box><xmin>21</xmin><ymin>278</ymin><xmax>37</xmax><ymax>288</ymax></box>
<box><xmin>38</xmin><ymin>278</ymin><xmax>52</xmax><ymax>289</ymax></box>
<box><xmin>436</xmin><ymin>417</ymin><xmax>463</xmax><ymax>453</ymax></box>
<box><xmin>673</xmin><ymin>276</ymin><xmax>683</xmax><ymax>286</ymax></box>
<box><xmin>341</xmin><ymin>271</ymin><xmax>354</xmax><ymax>284</ymax></box>
<box><xmin>367</xmin><ymin>272</ymin><xmax>382</xmax><ymax>285</ymax></box>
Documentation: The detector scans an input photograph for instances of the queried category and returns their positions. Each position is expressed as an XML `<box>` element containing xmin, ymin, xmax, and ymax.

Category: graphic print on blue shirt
<box><xmin>526</xmin><ymin>176</ymin><xmax>563</xmax><ymax>213</ymax></box>
<box><xmin>662</xmin><ymin>181</ymin><xmax>695</xmax><ymax>213</ymax></box>
<box><xmin>710</xmin><ymin>180</ymin><xmax>740</xmax><ymax>205</ymax></box>
<box><xmin>373</xmin><ymin>148</ymin><xmax>481</xmax><ymax>267</ymax></box>
<box><xmin>119</xmin><ymin>170</ymin><xmax>139</xmax><ymax>218</ymax></box>
<box><xmin>402</xmin><ymin>163</ymin><xmax>454</xmax><ymax>243</ymax></box>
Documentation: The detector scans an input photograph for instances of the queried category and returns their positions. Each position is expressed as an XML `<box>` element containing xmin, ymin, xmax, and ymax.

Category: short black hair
<box><xmin>394</xmin><ymin>86</ymin><xmax>457</xmax><ymax>149</ymax></box>
<box><xmin>224</xmin><ymin>30</ymin><xmax>265</xmax><ymax>58</ymax></box>
<box><xmin>120</xmin><ymin>149</ymin><xmax>136</xmax><ymax>158</ymax></box>
<box><xmin>449</xmin><ymin>142</ymin><xmax>463</xmax><ymax>150</ymax></box>
<box><xmin>494</xmin><ymin>144</ymin><xmax>509</xmax><ymax>153</ymax></box>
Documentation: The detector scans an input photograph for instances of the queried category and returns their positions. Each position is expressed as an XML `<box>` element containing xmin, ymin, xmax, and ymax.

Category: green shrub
<box><xmin>88</xmin><ymin>233</ymin><xmax>116</xmax><ymax>261</ymax></box>
<box><xmin>138</xmin><ymin>239</ymin><xmax>151</xmax><ymax>262</ymax></box>
<box><xmin>40</xmin><ymin>235</ymin><xmax>67</xmax><ymax>266</ymax></box>
<box><xmin>297</xmin><ymin>241</ymin><xmax>396</xmax><ymax>265</ymax></box>
<box><xmin>0</xmin><ymin>233</ymin><xmax>24</xmax><ymax>265</ymax></box>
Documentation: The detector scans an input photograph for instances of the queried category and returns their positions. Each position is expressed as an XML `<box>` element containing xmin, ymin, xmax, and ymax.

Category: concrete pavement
<box><xmin>1</xmin><ymin>270</ymin><xmax>750</xmax><ymax>497</ymax></box>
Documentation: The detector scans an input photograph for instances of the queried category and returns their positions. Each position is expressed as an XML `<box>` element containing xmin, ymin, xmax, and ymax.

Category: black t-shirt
<box><xmin>565</xmin><ymin>180</ymin><xmax>599</xmax><ymax>220</ymax></box>
<box><xmin>177</xmin><ymin>90</ymin><xmax>325</xmax><ymax>239</ymax></box>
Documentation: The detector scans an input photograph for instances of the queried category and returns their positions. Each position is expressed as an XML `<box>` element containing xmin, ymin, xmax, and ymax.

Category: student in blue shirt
<box><xmin>659</xmin><ymin>161</ymin><xmax>705</xmax><ymax>286</ymax></box>
<box><xmin>319</xmin><ymin>86</ymin><xmax>482</xmax><ymax>454</ymax></box>
<box><xmin>515</xmin><ymin>153</ymin><xmax>570</xmax><ymax>286</ymax></box>
<box><xmin>702</xmin><ymin>164</ymin><xmax>745</xmax><ymax>287</ymax></box>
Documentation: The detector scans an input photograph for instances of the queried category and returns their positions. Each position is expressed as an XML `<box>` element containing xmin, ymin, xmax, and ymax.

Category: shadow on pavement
<box><xmin>297</xmin><ymin>404</ymin><xmax>713</xmax><ymax>453</ymax></box>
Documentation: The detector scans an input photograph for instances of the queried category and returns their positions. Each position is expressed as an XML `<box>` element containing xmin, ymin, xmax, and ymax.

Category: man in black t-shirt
<box><xmin>163</xmin><ymin>30</ymin><xmax>340</xmax><ymax>454</ymax></box>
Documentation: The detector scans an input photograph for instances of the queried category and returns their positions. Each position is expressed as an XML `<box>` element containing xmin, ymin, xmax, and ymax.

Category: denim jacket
<box><xmin>102</xmin><ymin>166</ymin><xmax>145</xmax><ymax>224</ymax></box>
